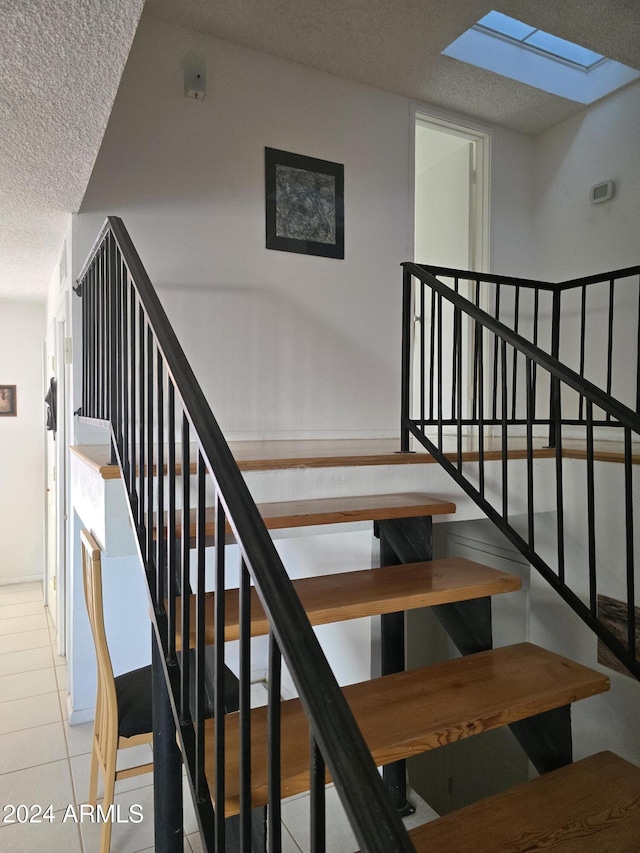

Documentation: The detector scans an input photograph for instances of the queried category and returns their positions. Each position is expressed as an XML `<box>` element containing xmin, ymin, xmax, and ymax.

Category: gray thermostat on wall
<box><xmin>590</xmin><ymin>180</ymin><xmax>615</xmax><ymax>204</ymax></box>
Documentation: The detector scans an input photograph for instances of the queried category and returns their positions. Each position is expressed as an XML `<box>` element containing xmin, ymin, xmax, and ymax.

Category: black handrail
<box><xmin>77</xmin><ymin>217</ymin><xmax>415</xmax><ymax>852</ymax></box>
<box><xmin>401</xmin><ymin>261</ymin><xmax>639</xmax><ymax>681</ymax></box>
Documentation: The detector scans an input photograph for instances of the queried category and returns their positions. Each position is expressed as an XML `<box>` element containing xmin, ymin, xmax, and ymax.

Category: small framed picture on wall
<box><xmin>265</xmin><ymin>148</ymin><xmax>344</xmax><ymax>259</ymax></box>
<box><xmin>0</xmin><ymin>385</ymin><xmax>17</xmax><ymax>416</ymax></box>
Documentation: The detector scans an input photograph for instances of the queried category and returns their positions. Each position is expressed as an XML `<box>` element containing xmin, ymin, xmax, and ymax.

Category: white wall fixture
<box><xmin>590</xmin><ymin>180</ymin><xmax>615</xmax><ymax>204</ymax></box>
<box><xmin>184</xmin><ymin>50</ymin><xmax>206</xmax><ymax>99</ymax></box>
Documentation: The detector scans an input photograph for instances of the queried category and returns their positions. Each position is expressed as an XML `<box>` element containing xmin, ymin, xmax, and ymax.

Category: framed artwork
<box><xmin>265</xmin><ymin>148</ymin><xmax>344</xmax><ymax>259</ymax></box>
<box><xmin>0</xmin><ymin>385</ymin><xmax>16</xmax><ymax>416</ymax></box>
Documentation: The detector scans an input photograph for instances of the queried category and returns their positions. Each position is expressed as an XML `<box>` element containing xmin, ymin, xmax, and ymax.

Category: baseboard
<box><xmin>68</xmin><ymin>697</ymin><xmax>95</xmax><ymax>726</ymax></box>
<box><xmin>0</xmin><ymin>574</ymin><xmax>43</xmax><ymax>587</ymax></box>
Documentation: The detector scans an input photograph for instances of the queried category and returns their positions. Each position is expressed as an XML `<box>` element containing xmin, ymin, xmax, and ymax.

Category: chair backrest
<box><xmin>80</xmin><ymin>529</ymin><xmax>118</xmax><ymax>730</ymax></box>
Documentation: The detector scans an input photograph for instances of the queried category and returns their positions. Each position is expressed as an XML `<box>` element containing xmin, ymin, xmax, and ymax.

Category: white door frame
<box><xmin>409</xmin><ymin>108</ymin><xmax>492</xmax><ymax>432</ymax></box>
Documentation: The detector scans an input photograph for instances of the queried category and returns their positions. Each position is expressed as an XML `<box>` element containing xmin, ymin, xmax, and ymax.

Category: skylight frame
<box><xmin>442</xmin><ymin>11</ymin><xmax>640</xmax><ymax>105</ymax></box>
<box><xmin>475</xmin><ymin>12</ymin><xmax>605</xmax><ymax>71</ymax></box>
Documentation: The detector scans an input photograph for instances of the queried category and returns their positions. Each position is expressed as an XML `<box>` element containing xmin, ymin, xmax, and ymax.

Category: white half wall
<box><xmin>0</xmin><ymin>301</ymin><xmax>46</xmax><ymax>584</ymax></box>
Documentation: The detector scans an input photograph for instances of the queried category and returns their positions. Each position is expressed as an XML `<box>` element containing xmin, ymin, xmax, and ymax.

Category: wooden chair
<box><xmin>81</xmin><ymin>529</ymin><xmax>154</xmax><ymax>853</ymax></box>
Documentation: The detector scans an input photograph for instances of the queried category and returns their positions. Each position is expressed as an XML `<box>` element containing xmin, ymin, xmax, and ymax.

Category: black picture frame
<box><xmin>0</xmin><ymin>385</ymin><xmax>17</xmax><ymax>417</ymax></box>
<box><xmin>265</xmin><ymin>148</ymin><xmax>344</xmax><ymax>259</ymax></box>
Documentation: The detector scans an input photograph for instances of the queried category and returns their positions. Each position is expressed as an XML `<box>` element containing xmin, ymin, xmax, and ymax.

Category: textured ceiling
<box><xmin>0</xmin><ymin>0</ymin><xmax>144</xmax><ymax>302</ymax></box>
<box><xmin>147</xmin><ymin>0</ymin><xmax>640</xmax><ymax>136</ymax></box>
<box><xmin>2</xmin><ymin>0</ymin><xmax>639</xmax><ymax>302</ymax></box>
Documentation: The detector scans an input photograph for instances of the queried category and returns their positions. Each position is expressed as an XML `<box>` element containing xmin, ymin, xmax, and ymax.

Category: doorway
<box><xmin>412</xmin><ymin>113</ymin><xmax>490</xmax><ymax>427</ymax></box>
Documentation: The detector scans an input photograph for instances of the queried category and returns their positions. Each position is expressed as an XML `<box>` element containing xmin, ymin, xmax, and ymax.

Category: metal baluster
<box><xmin>147</xmin><ymin>331</ymin><xmax>155</xmax><ymax>590</ymax></box>
<box><xmin>579</xmin><ymin>285</ymin><xmax>587</xmax><ymax>421</ymax></box>
<box><xmin>429</xmin><ymin>284</ymin><xmax>435</xmax><ymax>423</ymax></box>
<box><xmin>636</xmin><ymin>275</ymin><xmax>640</xmax><ymax>414</ymax></box>
<box><xmin>624</xmin><ymin>428</ymin><xmax>636</xmax><ymax>660</ymax></box>
<box><xmin>478</xmin><ymin>322</ymin><xmax>485</xmax><ymax>498</ymax></box>
<box><xmin>214</xmin><ymin>493</ymin><xmax>227</xmax><ymax>852</ymax></box>
<box><xmin>129</xmin><ymin>287</ymin><xmax>137</xmax><ymax>503</ymax></box>
<box><xmin>471</xmin><ymin>278</ymin><xmax>481</xmax><ymax>420</ymax></box>
<box><xmin>548</xmin><ymin>289</ymin><xmax>561</xmax><ymax>447</ymax></box>
<box><xmin>555</xmin><ymin>376</ymin><xmax>565</xmax><ymax>583</ymax></box>
<box><xmin>606</xmin><ymin>278</ymin><xmax>614</xmax><ymax>414</ymax></box>
<box><xmin>156</xmin><ymin>353</ymin><xmax>165</xmax><ymax>609</ymax></box>
<box><xmin>501</xmin><ymin>339</ymin><xmax>508</xmax><ymax>521</ymax></box>
<box><xmin>451</xmin><ymin>278</ymin><xmax>459</xmax><ymax>419</ymax></box>
<box><xmin>310</xmin><ymin>735</ymin><xmax>326</xmax><ymax>853</ymax></box>
<box><xmin>586</xmin><ymin>402</ymin><xmax>597</xmax><ymax>615</ymax></box>
<box><xmin>511</xmin><ymin>285</ymin><xmax>520</xmax><ymax>420</ymax></box>
<box><xmin>532</xmin><ymin>288</ymin><xmax>539</xmax><ymax>415</ymax></box>
<box><xmin>526</xmin><ymin>358</ymin><xmax>535</xmax><ymax>550</ymax></box>
<box><xmin>239</xmin><ymin>558</ymin><xmax>252</xmax><ymax>850</ymax></box>
<box><xmin>121</xmin><ymin>260</ymin><xmax>130</xmax><ymax>482</ymax></box>
<box><xmin>138</xmin><ymin>310</ymin><xmax>146</xmax><ymax>554</ymax></box>
<box><xmin>400</xmin><ymin>269</ymin><xmax>412</xmax><ymax>452</ymax></box>
<box><xmin>492</xmin><ymin>284</ymin><xmax>501</xmax><ymax>420</ymax></box>
<box><xmin>437</xmin><ymin>292</ymin><xmax>443</xmax><ymax>448</ymax></box>
<box><xmin>420</xmin><ymin>282</ymin><xmax>425</xmax><ymax>432</ymax></box>
<box><xmin>167</xmin><ymin>382</ymin><xmax>177</xmax><ymax>665</ymax></box>
<box><xmin>195</xmin><ymin>453</ymin><xmax>207</xmax><ymax>798</ymax></box>
<box><xmin>456</xmin><ymin>306</ymin><xmax>463</xmax><ymax>470</ymax></box>
<box><xmin>180</xmin><ymin>416</ymin><xmax>191</xmax><ymax>722</ymax></box>
<box><xmin>268</xmin><ymin>631</ymin><xmax>282</xmax><ymax>853</ymax></box>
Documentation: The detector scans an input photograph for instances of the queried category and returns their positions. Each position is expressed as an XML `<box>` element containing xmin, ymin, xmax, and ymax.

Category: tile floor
<box><xmin>0</xmin><ymin>582</ymin><xmax>438</xmax><ymax>852</ymax></box>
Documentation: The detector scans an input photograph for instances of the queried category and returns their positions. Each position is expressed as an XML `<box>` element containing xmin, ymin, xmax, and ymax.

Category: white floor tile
<box><xmin>0</xmin><ymin>629</ymin><xmax>51</xmax><ymax>653</ymax></box>
<box><xmin>0</xmin><ymin>666</ymin><xmax>58</xmax><ymax>702</ymax></box>
<box><xmin>0</xmin><ymin>806</ymin><xmax>83</xmax><ymax>852</ymax></box>
<box><xmin>0</xmin><ymin>583</ymin><xmax>42</xmax><ymax>605</ymax></box>
<box><xmin>0</xmin><ymin>614</ymin><xmax>49</xmax><ymax>636</ymax></box>
<box><xmin>0</xmin><ymin>692</ymin><xmax>62</xmax><ymax>735</ymax></box>
<box><xmin>54</xmin><ymin>662</ymin><xmax>67</xmax><ymax>691</ymax></box>
<box><xmin>0</xmin><ymin>646</ymin><xmax>54</xmax><ymax>677</ymax></box>
<box><xmin>0</xmin><ymin>758</ymin><xmax>75</xmax><ymax>814</ymax></box>
<box><xmin>281</xmin><ymin>784</ymin><xmax>438</xmax><ymax>853</ymax></box>
<box><xmin>79</xmin><ymin>784</ymin><xmax>155</xmax><ymax>853</ymax></box>
<box><xmin>64</xmin><ymin>720</ymin><xmax>95</xmax><ymax>757</ymax></box>
<box><xmin>280</xmin><ymin>822</ymin><xmax>304</xmax><ymax>852</ymax></box>
<box><xmin>0</xmin><ymin>721</ymin><xmax>68</xmax><ymax>776</ymax></box>
<box><xmin>71</xmin><ymin>745</ymin><xmax>153</xmax><ymax>804</ymax></box>
<box><xmin>282</xmin><ymin>787</ymin><xmax>358</xmax><ymax>853</ymax></box>
<box><xmin>0</xmin><ymin>601</ymin><xmax>46</xmax><ymax>621</ymax></box>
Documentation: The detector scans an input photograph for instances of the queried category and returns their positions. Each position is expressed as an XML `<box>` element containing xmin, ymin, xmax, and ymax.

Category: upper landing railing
<box><xmin>76</xmin><ymin>217</ymin><xmax>415</xmax><ymax>853</ymax></box>
<box><xmin>401</xmin><ymin>262</ymin><xmax>639</xmax><ymax>681</ymax></box>
<box><xmin>413</xmin><ymin>263</ymin><xmax>640</xmax><ymax>439</ymax></box>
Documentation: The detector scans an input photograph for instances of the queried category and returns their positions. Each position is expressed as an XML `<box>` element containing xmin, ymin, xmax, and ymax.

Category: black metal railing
<box><xmin>76</xmin><ymin>217</ymin><xmax>415</xmax><ymax>852</ymax></box>
<box><xmin>401</xmin><ymin>262</ymin><xmax>639</xmax><ymax>681</ymax></box>
<box><xmin>416</xmin><ymin>263</ymin><xmax>640</xmax><ymax>436</ymax></box>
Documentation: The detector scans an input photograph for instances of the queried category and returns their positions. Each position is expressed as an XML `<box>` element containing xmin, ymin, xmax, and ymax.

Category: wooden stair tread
<box><xmin>158</xmin><ymin>492</ymin><xmax>456</xmax><ymax>542</ymax></box>
<box><xmin>204</xmin><ymin>643</ymin><xmax>609</xmax><ymax>816</ymax></box>
<box><xmin>173</xmin><ymin>557</ymin><xmax>522</xmax><ymax>648</ymax></box>
<box><xmin>407</xmin><ymin>751</ymin><xmax>640</xmax><ymax>852</ymax></box>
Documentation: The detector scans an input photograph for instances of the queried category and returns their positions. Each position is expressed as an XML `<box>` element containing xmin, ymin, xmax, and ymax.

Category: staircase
<box><xmin>74</xmin><ymin>218</ymin><xmax>640</xmax><ymax>851</ymax></box>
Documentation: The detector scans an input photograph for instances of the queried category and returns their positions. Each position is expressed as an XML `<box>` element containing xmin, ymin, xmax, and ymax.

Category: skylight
<box><xmin>442</xmin><ymin>11</ymin><xmax>640</xmax><ymax>104</ymax></box>
<box><xmin>476</xmin><ymin>12</ymin><xmax>604</xmax><ymax>70</ymax></box>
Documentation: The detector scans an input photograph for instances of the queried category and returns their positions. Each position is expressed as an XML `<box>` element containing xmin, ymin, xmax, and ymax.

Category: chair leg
<box><xmin>88</xmin><ymin>736</ymin><xmax>99</xmax><ymax>806</ymax></box>
<box><xmin>100</xmin><ymin>733</ymin><xmax>118</xmax><ymax>853</ymax></box>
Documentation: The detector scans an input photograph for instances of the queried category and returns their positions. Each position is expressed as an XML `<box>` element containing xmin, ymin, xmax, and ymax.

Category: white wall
<box><xmin>74</xmin><ymin>12</ymin><xmax>535</xmax><ymax>440</ymax></box>
<box><xmin>533</xmin><ymin>80</ymin><xmax>640</xmax><ymax>281</ymax></box>
<box><xmin>533</xmin><ymin>80</ymin><xmax>640</xmax><ymax>411</ymax></box>
<box><xmin>0</xmin><ymin>301</ymin><xmax>46</xmax><ymax>584</ymax></box>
